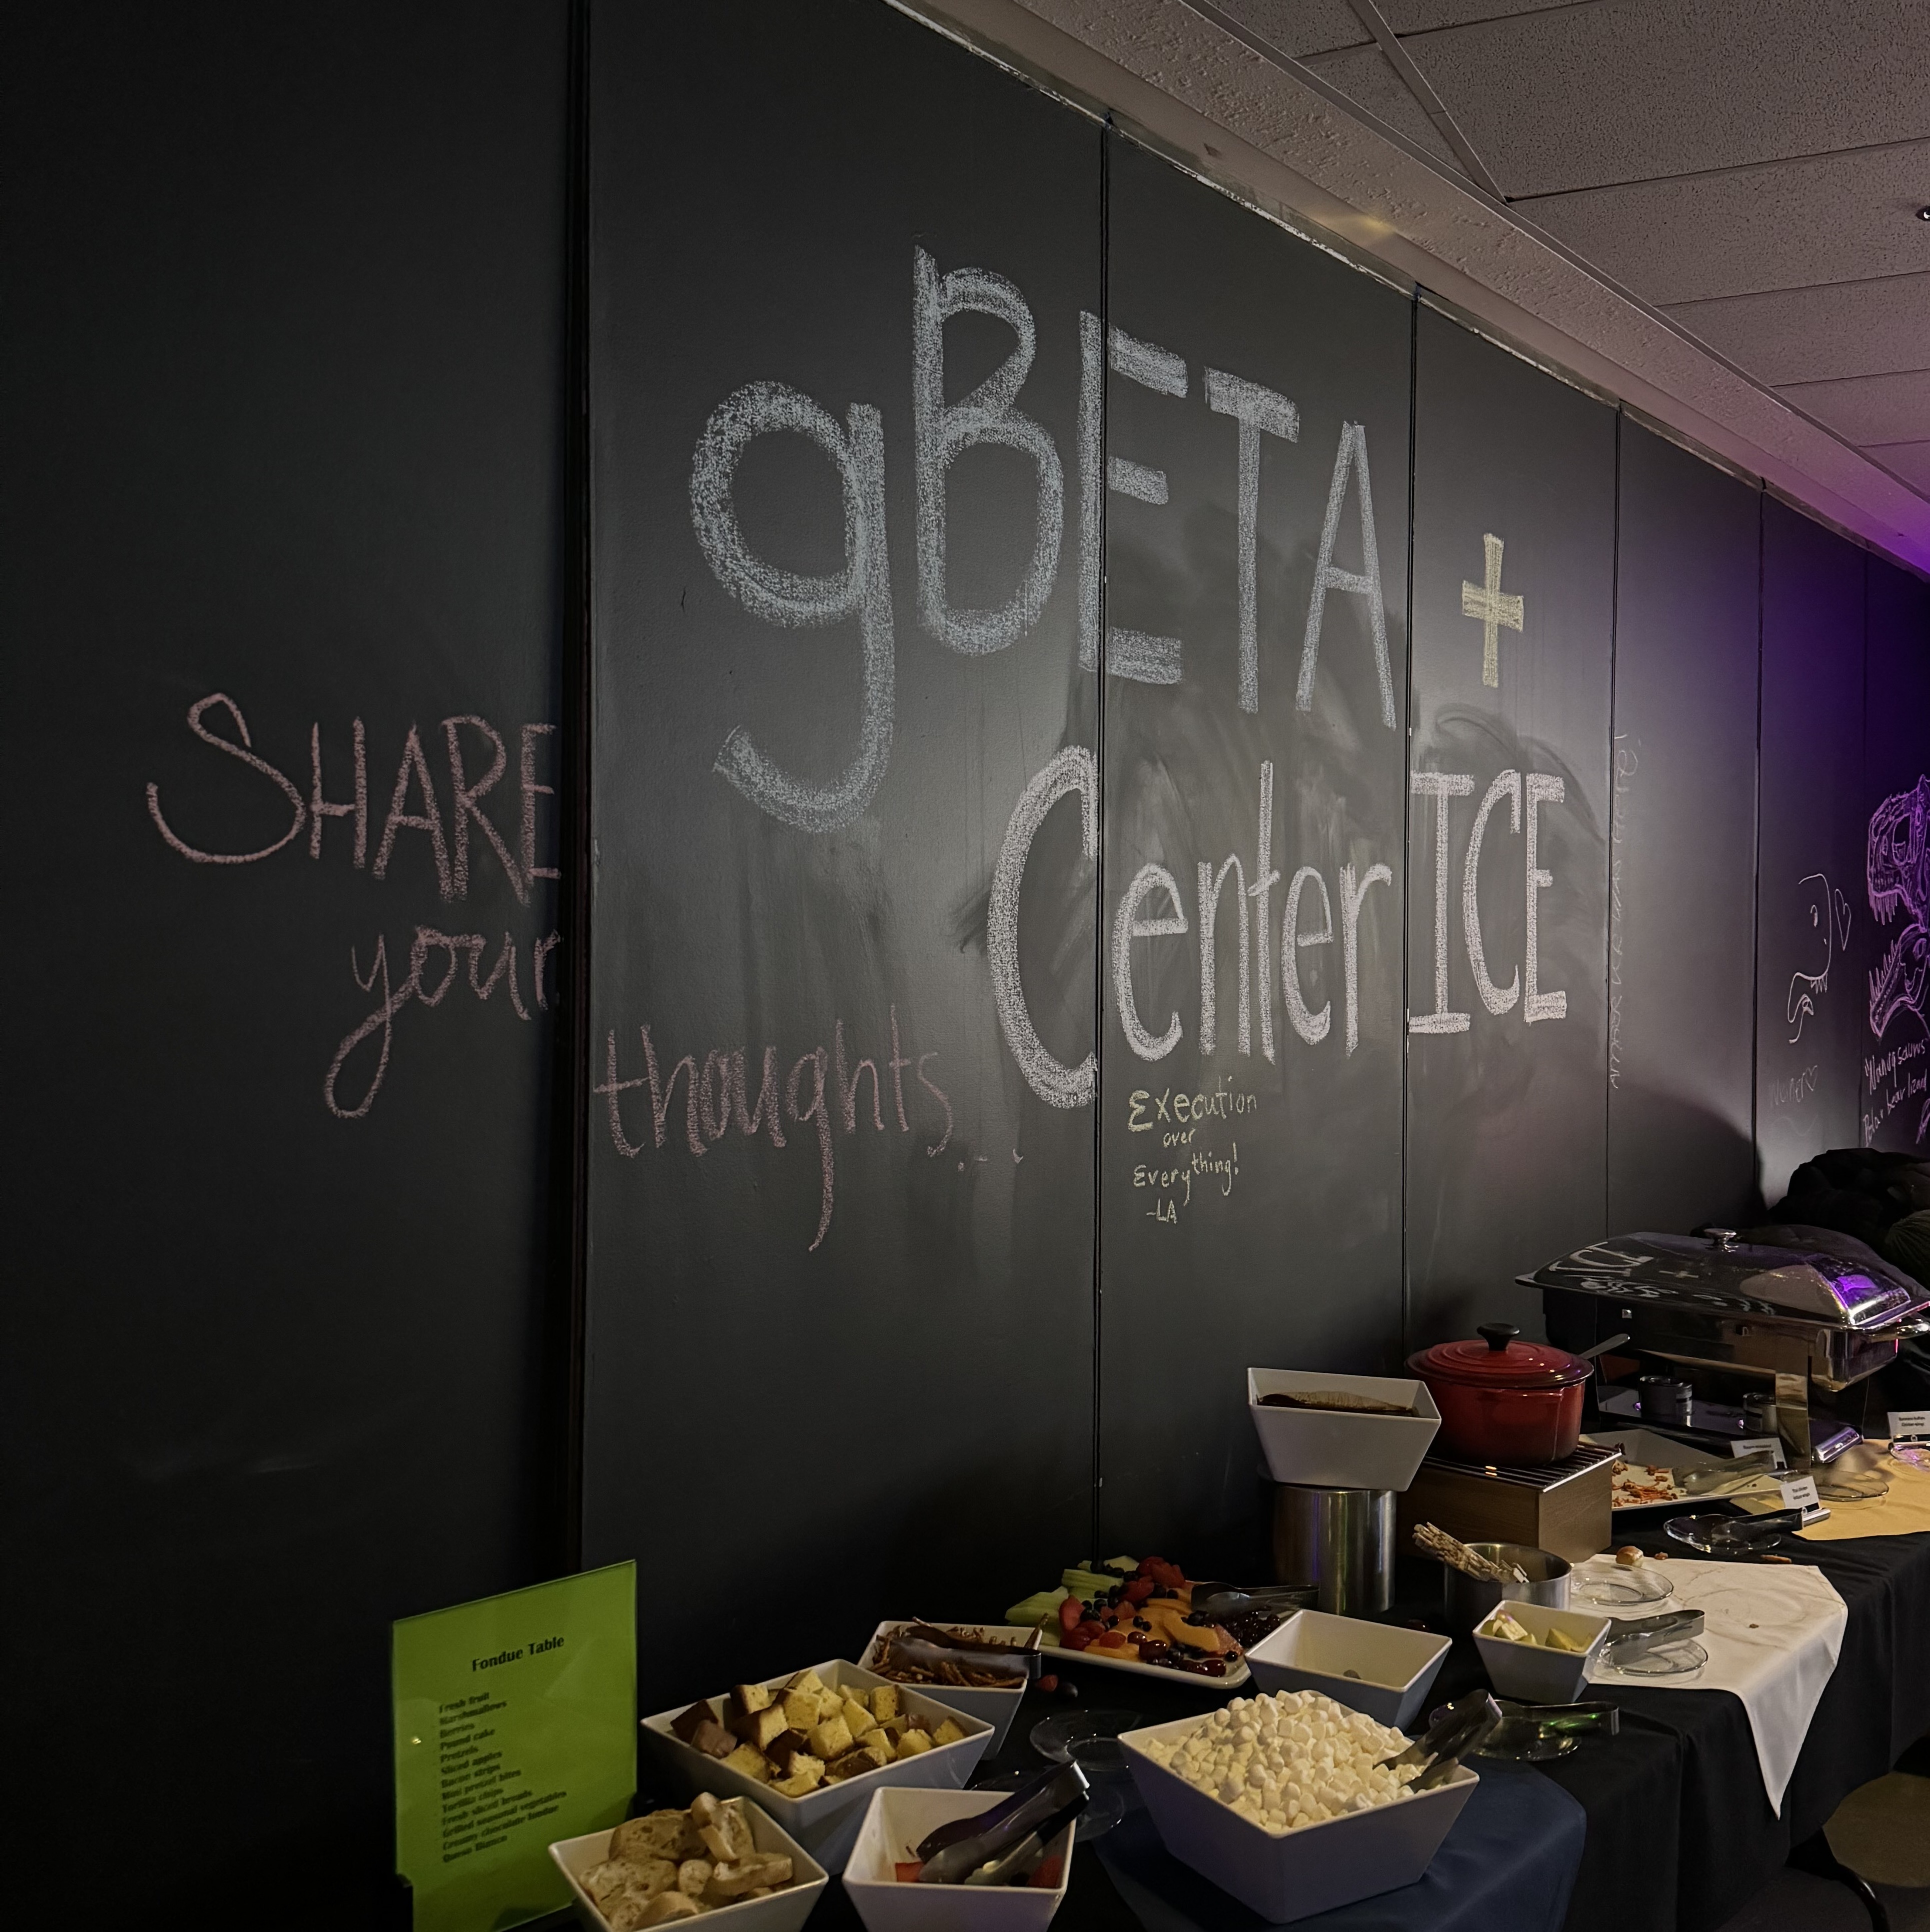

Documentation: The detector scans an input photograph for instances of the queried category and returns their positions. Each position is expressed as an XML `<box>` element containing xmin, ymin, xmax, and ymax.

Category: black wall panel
<box><xmin>584</xmin><ymin>0</ymin><xmax>1098</xmax><ymax>1709</ymax></box>
<box><xmin>1096</xmin><ymin>137</ymin><xmax>1411</xmax><ymax>1561</ymax></box>
<box><xmin>1756</xmin><ymin>500</ymin><xmax>1867</xmax><ymax>1202</ymax></box>
<box><xmin>1607</xmin><ymin>424</ymin><xmax>1761</xmax><ymax>1231</ymax></box>
<box><xmin>1862</xmin><ymin>559</ymin><xmax>1930</xmax><ymax>1152</ymax></box>
<box><xmin>1406</xmin><ymin>311</ymin><xmax>1615</xmax><ymax>1342</ymax></box>
<box><xmin>4</xmin><ymin>6</ymin><xmax>567</xmax><ymax>1917</ymax></box>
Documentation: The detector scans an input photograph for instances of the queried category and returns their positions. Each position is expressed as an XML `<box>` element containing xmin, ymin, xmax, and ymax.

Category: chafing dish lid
<box><xmin>1520</xmin><ymin>1228</ymin><xmax>1930</xmax><ymax>1329</ymax></box>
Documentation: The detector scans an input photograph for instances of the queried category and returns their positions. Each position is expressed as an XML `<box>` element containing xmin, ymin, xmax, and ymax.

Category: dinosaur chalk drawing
<box><xmin>1868</xmin><ymin>778</ymin><xmax>1930</xmax><ymax>1142</ymax></box>
<box><xmin>1787</xmin><ymin>871</ymin><xmax>1851</xmax><ymax>1044</ymax></box>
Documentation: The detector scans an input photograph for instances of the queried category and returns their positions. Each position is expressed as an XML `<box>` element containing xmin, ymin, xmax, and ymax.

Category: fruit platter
<box><xmin>1005</xmin><ymin>1555</ymin><xmax>1259</xmax><ymax>1688</ymax></box>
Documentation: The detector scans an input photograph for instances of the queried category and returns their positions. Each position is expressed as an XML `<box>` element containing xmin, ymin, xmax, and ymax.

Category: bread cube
<box><xmin>764</xmin><ymin>1727</ymin><xmax>810</xmax><ymax>1772</ymax></box>
<box><xmin>931</xmin><ymin>1718</ymin><xmax>966</xmax><ymax>1747</ymax></box>
<box><xmin>806</xmin><ymin>1714</ymin><xmax>853</xmax><ymax>1761</ymax></box>
<box><xmin>675</xmin><ymin>1858</ymin><xmax>712</xmax><ymax>1898</ymax></box>
<box><xmin>825</xmin><ymin>1743</ymin><xmax>886</xmax><ymax>1783</ymax></box>
<box><xmin>770</xmin><ymin>1752</ymin><xmax>824</xmax><ymax>1796</ymax></box>
<box><xmin>720</xmin><ymin>1742</ymin><xmax>771</xmax><ymax>1781</ymax></box>
<box><xmin>731</xmin><ymin>1681</ymin><xmax>775</xmax><ymax>1716</ymax></box>
<box><xmin>730</xmin><ymin>1702</ymin><xmax>790</xmax><ymax>1751</ymax></box>
<box><xmin>868</xmin><ymin>1728</ymin><xmax>896</xmax><ymax>1763</ymax></box>
<box><xmin>840</xmin><ymin>1698</ymin><xmax>876</xmax><ymax>1737</ymax></box>
<box><xmin>780</xmin><ymin>1687</ymin><xmax>820</xmax><ymax>1730</ymax></box>
<box><xmin>784</xmin><ymin>1668</ymin><xmax>826</xmax><ymax>1698</ymax></box>
<box><xmin>869</xmin><ymin>1684</ymin><xmax>900</xmax><ymax>1722</ymax></box>
<box><xmin>816</xmin><ymin>1690</ymin><xmax>846</xmax><ymax>1722</ymax></box>
<box><xmin>896</xmin><ymin>1728</ymin><xmax>934</xmax><ymax>1757</ymax></box>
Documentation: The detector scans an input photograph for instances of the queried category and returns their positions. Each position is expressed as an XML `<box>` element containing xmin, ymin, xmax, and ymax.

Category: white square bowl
<box><xmin>841</xmin><ymin>1785</ymin><xmax>1075</xmax><ymax>1932</ymax></box>
<box><xmin>1473</xmin><ymin>1600</ymin><xmax>1612</xmax><ymax>1704</ymax></box>
<box><xmin>549</xmin><ymin>1798</ymin><xmax>829</xmax><ymax>1932</ymax></box>
<box><xmin>1119</xmin><ymin>1713</ymin><xmax>1478</xmax><ymax>1923</ymax></box>
<box><xmin>1248</xmin><ymin>1370</ymin><xmax>1441</xmax><ymax>1492</ymax></box>
<box><xmin>642</xmin><ymin>1659</ymin><xmax>993</xmax><ymax>1873</ymax></box>
<box><xmin>859</xmin><ymin>1624</ymin><xmax>1037</xmax><ymax>1757</ymax></box>
<box><xmin>1244</xmin><ymin>1611</ymin><xmax>1451</xmax><ymax>1730</ymax></box>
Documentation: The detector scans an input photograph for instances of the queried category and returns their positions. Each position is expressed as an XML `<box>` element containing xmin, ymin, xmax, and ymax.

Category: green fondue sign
<box><xmin>394</xmin><ymin>1562</ymin><xmax>636</xmax><ymax>1931</ymax></box>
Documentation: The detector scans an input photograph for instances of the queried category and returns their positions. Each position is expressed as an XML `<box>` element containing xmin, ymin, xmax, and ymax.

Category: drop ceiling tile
<box><xmin>1870</xmin><ymin>441</ymin><xmax>1930</xmax><ymax>496</ymax></box>
<box><xmin>1667</xmin><ymin>274</ymin><xmax>1930</xmax><ymax>385</ymax></box>
<box><xmin>1777</xmin><ymin>370</ymin><xmax>1930</xmax><ymax>447</ymax></box>
<box><xmin>1214</xmin><ymin>0</ymin><xmax>1370</xmax><ymax>59</ymax></box>
<box><xmin>1519</xmin><ymin>143</ymin><xmax>1930</xmax><ymax>304</ymax></box>
<box><xmin>1300</xmin><ymin>41</ymin><xmax>1468</xmax><ymax>172</ymax></box>
<box><xmin>1383</xmin><ymin>1</ymin><xmax>1574</xmax><ymax>24</ymax></box>
<box><xmin>1402</xmin><ymin>0</ymin><xmax>1930</xmax><ymax>198</ymax></box>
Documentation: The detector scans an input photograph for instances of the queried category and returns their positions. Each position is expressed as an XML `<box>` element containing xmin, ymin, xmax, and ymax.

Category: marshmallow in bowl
<box><xmin>1139</xmin><ymin>1690</ymin><xmax>1421</xmax><ymax>1833</ymax></box>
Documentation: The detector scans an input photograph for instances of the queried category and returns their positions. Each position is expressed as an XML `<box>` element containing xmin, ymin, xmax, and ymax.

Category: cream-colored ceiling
<box><xmin>1222</xmin><ymin>0</ymin><xmax>1930</xmax><ymax>510</ymax></box>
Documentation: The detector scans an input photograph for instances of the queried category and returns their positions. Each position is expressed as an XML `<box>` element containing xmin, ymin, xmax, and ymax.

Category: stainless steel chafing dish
<box><xmin>1523</xmin><ymin>1227</ymin><xmax>1930</xmax><ymax>1465</ymax></box>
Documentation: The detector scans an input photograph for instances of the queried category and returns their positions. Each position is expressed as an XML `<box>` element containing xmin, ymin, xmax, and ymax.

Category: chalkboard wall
<box><xmin>10</xmin><ymin>0</ymin><xmax>1928</xmax><ymax>1909</ymax></box>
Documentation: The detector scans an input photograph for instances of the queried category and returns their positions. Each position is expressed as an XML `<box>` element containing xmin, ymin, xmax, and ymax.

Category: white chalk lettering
<box><xmin>1282</xmin><ymin>865</ymin><xmax>1333</xmax><ymax>1046</ymax></box>
<box><xmin>1249</xmin><ymin>761</ymin><xmax>1281</xmax><ymax>1063</ymax></box>
<box><xmin>1464</xmin><ymin>769</ymin><xmax>1521</xmax><ymax>1016</ymax></box>
<box><xmin>912</xmin><ymin>249</ymin><xmax>1063</xmax><ymax>656</ymax></box>
<box><xmin>690</xmin><ymin>380</ymin><xmax>894</xmax><ymax>831</ymax></box>
<box><xmin>1299</xmin><ymin>424</ymin><xmax>1394</xmax><ymax>728</ymax></box>
<box><xmin>1524</xmin><ymin>773</ymin><xmax>1567</xmax><ymax>1022</ymax></box>
<box><xmin>1113</xmin><ymin>862</ymin><xmax>1189</xmax><ymax>1061</ymax></box>
<box><xmin>1105</xmin><ymin>326</ymin><xmax>1187</xmax><ymax>685</ymax></box>
<box><xmin>989</xmin><ymin>746</ymin><xmax>1099</xmax><ymax>1108</ymax></box>
<box><xmin>1341</xmin><ymin>861</ymin><xmax>1392</xmax><ymax>1056</ymax></box>
<box><xmin>1197</xmin><ymin>854</ymin><xmax>1251</xmax><ymax>1057</ymax></box>
<box><xmin>1203</xmin><ymin>369</ymin><xmax>1298</xmax><ymax>714</ymax></box>
<box><xmin>1410</xmin><ymin>771</ymin><xmax>1473</xmax><ymax>1034</ymax></box>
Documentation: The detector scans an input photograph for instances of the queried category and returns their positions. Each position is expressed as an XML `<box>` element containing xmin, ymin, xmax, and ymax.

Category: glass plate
<box><xmin>1603</xmin><ymin>1637</ymin><xmax>1706</xmax><ymax>1678</ymax></box>
<box><xmin>1027</xmin><ymin>1710</ymin><xmax>1144</xmax><ymax>1841</ymax></box>
<box><xmin>1570</xmin><ymin>1561</ymin><xmax>1675</xmax><ymax>1609</ymax></box>
<box><xmin>1664</xmin><ymin>1512</ymin><xmax>1792</xmax><ymax>1555</ymax></box>
<box><xmin>1893</xmin><ymin>1442</ymin><xmax>1930</xmax><ymax>1470</ymax></box>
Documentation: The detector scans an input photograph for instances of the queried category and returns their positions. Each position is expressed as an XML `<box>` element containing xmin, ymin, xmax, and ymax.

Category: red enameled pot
<box><xmin>1405</xmin><ymin>1323</ymin><xmax>1592</xmax><ymax>1465</ymax></box>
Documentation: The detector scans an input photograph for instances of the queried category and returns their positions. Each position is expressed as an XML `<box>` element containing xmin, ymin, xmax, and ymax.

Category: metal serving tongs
<box><xmin>1375</xmin><ymin>1690</ymin><xmax>1502</xmax><ymax>1790</ymax></box>
<box><xmin>1429</xmin><ymin>1697</ymin><xmax>1619</xmax><ymax>1761</ymax></box>
<box><xmin>1189</xmin><ymin>1582</ymin><xmax>1319</xmax><ymax>1622</ymax></box>
<box><xmin>914</xmin><ymin>1761</ymin><xmax>1090</xmax><ymax>1885</ymax></box>
<box><xmin>1599</xmin><ymin>1607</ymin><xmax>1705</xmax><ymax>1667</ymax></box>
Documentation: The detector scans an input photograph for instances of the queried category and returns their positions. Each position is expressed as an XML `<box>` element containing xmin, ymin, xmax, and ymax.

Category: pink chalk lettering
<box><xmin>373</xmin><ymin>724</ymin><xmax>453</xmax><ymax>898</ymax></box>
<box><xmin>533</xmin><ymin>930</ymin><xmax>562</xmax><ymax>1010</ymax></box>
<box><xmin>595</xmin><ymin>1029</ymin><xmax>649</xmax><ymax>1158</ymax></box>
<box><xmin>787</xmin><ymin>1047</ymin><xmax>835</xmax><ymax>1251</ymax></box>
<box><xmin>310</xmin><ymin>718</ymin><xmax>368</xmax><ymax>865</ymax></box>
<box><xmin>917</xmin><ymin>1051</ymin><xmax>953</xmax><ymax>1157</ymax></box>
<box><xmin>888</xmin><ymin>1005</ymin><xmax>912</xmax><ymax>1131</ymax></box>
<box><xmin>723</xmin><ymin>1046</ymin><xmax>786</xmax><ymax>1146</ymax></box>
<box><xmin>639</xmin><ymin>1023</ymin><xmax>705</xmax><ymax>1156</ymax></box>
<box><xmin>444</xmin><ymin>716</ymin><xmax>527</xmax><ymax>904</ymax></box>
<box><xmin>835</xmin><ymin>1018</ymin><xmax>883</xmax><ymax>1132</ymax></box>
<box><xmin>521</xmin><ymin>724</ymin><xmax>560</xmax><ymax>886</ymax></box>
<box><xmin>147</xmin><ymin>693</ymin><xmax>306</xmax><ymax>865</ymax></box>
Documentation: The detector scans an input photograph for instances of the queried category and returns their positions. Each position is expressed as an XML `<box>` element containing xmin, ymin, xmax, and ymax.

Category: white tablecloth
<box><xmin>1580</xmin><ymin>1555</ymin><xmax>1845</xmax><ymax>1811</ymax></box>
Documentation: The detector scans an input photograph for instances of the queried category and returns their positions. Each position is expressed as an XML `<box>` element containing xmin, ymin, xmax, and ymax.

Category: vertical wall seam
<box><xmin>1605</xmin><ymin>409</ymin><xmax>1621</xmax><ymax>1239</ymax></box>
<box><xmin>1399</xmin><ymin>292</ymin><xmax>1418</xmax><ymax>1359</ymax></box>
<box><xmin>1090</xmin><ymin>116</ymin><xmax>1111</xmax><ymax>1556</ymax></box>
<box><xmin>1748</xmin><ymin>487</ymin><xmax>1764</xmax><ymax>1208</ymax></box>
<box><xmin>557</xmin><ymin>0</ymin><xmax>594</xmax><ymax>1575</ymax></box>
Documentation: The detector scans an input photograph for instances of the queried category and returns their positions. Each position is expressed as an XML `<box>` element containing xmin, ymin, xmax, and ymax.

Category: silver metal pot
<box><xmin>1271</xmin><ymin>1483</ymin><xmax>1396</xmax><ymax>1615</ymax></box>
<box><xmin>1441</xmin><ymin>1542</ymin><xmax>1569</xmax><ymax>1637</ymax></box>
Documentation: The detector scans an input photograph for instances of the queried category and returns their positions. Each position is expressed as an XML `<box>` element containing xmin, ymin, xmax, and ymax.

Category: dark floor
<box><xmin>1712</xmin><ymin>1868</ymin><xmax>1930</xmax><ymax>1932</ymax></box>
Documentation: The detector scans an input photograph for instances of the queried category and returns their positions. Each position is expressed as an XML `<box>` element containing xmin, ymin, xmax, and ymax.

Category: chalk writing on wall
<box><xmin>146</xmin><ymin>693</ymin><xmax>562</xmax><ymax>1115</ymax></box>
<box><xmin>1787</xmin><ymin>870</ymin><xmax>1852</xmax><ymax>1045</ymax></box>
<box><xmin>1867</xmin><ymin>776</ymin><xmax>1930</xmax><ymax>1142</ymax></box>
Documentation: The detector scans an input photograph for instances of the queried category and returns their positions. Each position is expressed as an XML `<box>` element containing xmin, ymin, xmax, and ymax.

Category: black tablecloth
<box><xmin>658</xmin><ymin>1524</ymin><xmax>1930</xmax><ymax>1932</ymax></box>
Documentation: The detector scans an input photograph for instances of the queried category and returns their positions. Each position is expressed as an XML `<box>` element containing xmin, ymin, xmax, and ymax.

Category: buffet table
<box><xmin>782</xmin><ymin>1523</ymin><xmax>1930</xmax><ymax>1932</ymax></box>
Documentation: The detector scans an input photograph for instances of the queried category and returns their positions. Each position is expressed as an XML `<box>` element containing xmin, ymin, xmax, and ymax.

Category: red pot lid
<box><xmin>1406</xmin><ymin>1323</ymin><xmax>1592</xmax><ymax>1390</ymax></box>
